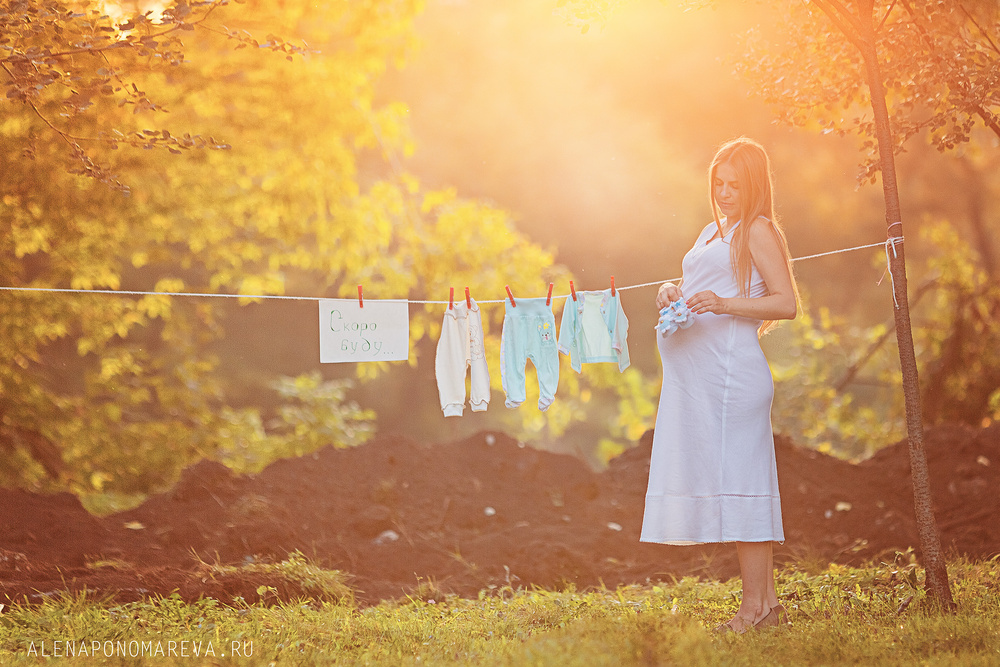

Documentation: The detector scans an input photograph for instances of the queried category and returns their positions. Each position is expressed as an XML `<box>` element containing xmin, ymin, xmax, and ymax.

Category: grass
<box><xmin>194</xmin><ymin>550</ymin><xmax>356</xmax><ymax>606</ymax></box>
<box><xmin>1</xmin><ymin>553</ymin><xmax>998</xmax><ymax>665</ymax></box>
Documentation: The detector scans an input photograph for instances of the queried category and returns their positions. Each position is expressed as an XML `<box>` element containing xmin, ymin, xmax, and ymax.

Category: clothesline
<box><xmin>0</xmin><ymin>239</ymin><xmax>895</xmax><ymax>305</ymax></box>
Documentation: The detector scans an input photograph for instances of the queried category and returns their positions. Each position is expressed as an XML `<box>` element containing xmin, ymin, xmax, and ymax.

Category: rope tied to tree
<box><xmin>883</xmin><ymin>222</ymin><xmax>905</xmax><ymax>309</ymax></box>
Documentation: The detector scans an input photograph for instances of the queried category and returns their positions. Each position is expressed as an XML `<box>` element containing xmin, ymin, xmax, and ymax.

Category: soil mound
<box><xmin>2</xmin><ymin>425</ymin><xmax>998</xmax><ymax>606</ymax></box>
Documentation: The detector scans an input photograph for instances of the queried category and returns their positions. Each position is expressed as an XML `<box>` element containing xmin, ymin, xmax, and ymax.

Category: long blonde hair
<box><xmin>709</xmin><ymin>137</ymin><xmax>798</xmax><ymax>336</ymax></box>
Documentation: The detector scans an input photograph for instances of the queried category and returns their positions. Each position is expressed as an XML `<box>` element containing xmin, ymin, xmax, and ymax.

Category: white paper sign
<box><xmin>318</xmin><ymin>299</ymin><xmax>409</xmax><ymax>363</ymax></box>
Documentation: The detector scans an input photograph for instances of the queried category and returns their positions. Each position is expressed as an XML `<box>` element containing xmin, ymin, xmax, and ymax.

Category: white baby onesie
<box><xmin>435</xmin><ymin>298</ymin><xmax>490</xmax><ymax>417</ymax></box>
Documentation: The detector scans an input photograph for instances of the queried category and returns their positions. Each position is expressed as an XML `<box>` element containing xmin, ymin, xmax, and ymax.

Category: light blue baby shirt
<box><xmin>557</xmin><ymin>289</ymin><xmax>630</xmax><ymax>373</ymax></box>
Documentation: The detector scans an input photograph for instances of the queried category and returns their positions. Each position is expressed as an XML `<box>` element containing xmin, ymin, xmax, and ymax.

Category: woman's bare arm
<box><xmin>685</xmin><ymin>218</ymin><xmax>797</xmax><ymax>320</ymax></box>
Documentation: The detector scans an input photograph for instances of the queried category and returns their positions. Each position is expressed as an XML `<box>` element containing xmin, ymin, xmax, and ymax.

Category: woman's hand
<box><xmin>655</xmin><ymin>282</ymin><xmax>684</xmax><ymax>309</ymax></box>
<box><xmin>686</xmin><ymin>290</ymin><xmax>728</xmax><ymax>315</ymax></box>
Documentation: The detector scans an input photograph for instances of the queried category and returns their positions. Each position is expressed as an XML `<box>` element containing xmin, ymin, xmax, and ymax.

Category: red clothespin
<box><xmin>546</xmin><ymin>282</ymin><xmax>553</xmax><ymax>306</ymax></box>
<box><xmin>505</xmin><ymin>285</ymin><xmax>516</xmax><ymax>307</ymax></box>
<box><xmin>570</xmin><ymin>280</ymin><xmax>577</xmax><ymax>302</ymax></box>
<box><xmin>610</xmin><ymin>276</ymin><xmax>616</xmax><ymax>297</ymax></box>
<box><xmin>358</xmin><ymin>285</ymin><xmax>364</xmax><ymax>308</ymax></box>
<box><xmin>465</xmin><ymin>287</ymin><xmax>472</xmax><ymax>309</ymax></box>
<box><xmin>449</xmin><ymin>287</ymin><xmax>455</xmax><ymax>310</ymax></box>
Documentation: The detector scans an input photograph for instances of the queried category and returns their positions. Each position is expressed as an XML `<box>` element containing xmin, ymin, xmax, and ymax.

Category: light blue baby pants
<box><xmin>500</xmin><ymin>297</ymin><xmax>559</xmax><ymax>410</ymax></box>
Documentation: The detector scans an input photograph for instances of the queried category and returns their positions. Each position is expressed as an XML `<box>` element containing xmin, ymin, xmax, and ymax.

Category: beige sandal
<box><xmin>773</xmin><ymin>603</ymin><xmax>791</xmax><ymax>626</ymax></box>
<box><xmin>713</xmin><ymin>621</ymin><xmax>737</xmax><ymax>634</ymax></box>
<box><xmin>753</xmin><ymin>603</ymin><xmax>791</xmax><ymax>630</ymax></box>
<box><xmin>753</xmin><ymin>607</ymin><xmax>779</xmax><ymax>629</ymax></box>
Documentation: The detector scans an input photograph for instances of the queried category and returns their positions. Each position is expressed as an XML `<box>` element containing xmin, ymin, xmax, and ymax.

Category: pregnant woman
<box><xmin>641</xmin><ymin>137</ymin><xmax>799</xmax><ymax>633</ymax></box>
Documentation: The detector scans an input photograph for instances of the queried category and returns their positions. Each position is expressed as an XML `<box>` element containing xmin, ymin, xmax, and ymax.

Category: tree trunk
<box><xmin>858</xmin><ymin>38</ymin><xmax>956</xmax><ymax>611</ymax></box>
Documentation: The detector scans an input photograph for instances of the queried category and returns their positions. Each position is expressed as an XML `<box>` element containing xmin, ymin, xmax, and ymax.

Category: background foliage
<box><xmin>1</xmin><ymin>0</ymin><xmax>998</xmax><ymax>499</ymax></box>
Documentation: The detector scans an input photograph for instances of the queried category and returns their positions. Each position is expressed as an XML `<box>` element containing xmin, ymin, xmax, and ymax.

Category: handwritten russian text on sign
<box><xmin>318</xmin><ymin>299</ymin><xmax>409</xmax><ymax>363</ymax></box>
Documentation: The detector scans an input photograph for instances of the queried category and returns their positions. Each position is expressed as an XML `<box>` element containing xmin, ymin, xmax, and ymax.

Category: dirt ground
<box><xmin>2</xmin><ymin>424</ymin><xmax>999</xmax><ymax>606</ymax></box>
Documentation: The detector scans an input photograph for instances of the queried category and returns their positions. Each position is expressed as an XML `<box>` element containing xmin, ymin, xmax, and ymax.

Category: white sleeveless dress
<box><xmin>640</xmin><ymin>219</ymin><xmax>784</xmax><ymax>545</ymax></box>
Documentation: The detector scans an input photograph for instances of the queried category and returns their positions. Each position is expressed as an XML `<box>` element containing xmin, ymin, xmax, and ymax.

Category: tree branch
<box><xmin>811</xmin><ymin>0</ymin><xmax>868</xmax><ymax>49</ymax></box>
<box><xmin>834</xmin><ymin>276</ymin><xmax>937</xmax><ymax>392</ymax></box>
<box><xmin>17</xmin><ymin>80</ymin><xmax>84</xmax><ymax>147</ymax></box>
<box><xmin>958</xmin><ymin>1</ymin><xmax>1000</xmax><ymax>55</ymax></box>
<box><xmin>0</xmin><ymin>5</ymin><xmax>221</xmax><ymax>66</ymax></box>
<box><xmin>2</xmin><ymin>41</ymin><xmax>129</xmax><ymax>65</ymax></box>
<box><xmin>898</xmin><ymin>1</ymin><xmax>1000</xmax><ymax>142</ymax></box>
<box><xmin>816</xmin><ymin>0</ymin><xmax>866</xmax><ymax>32</ymax></box>
<box><xmin>975</xmin><ymin>105</ymin><xmax>1000</xmax><ymax>142</ymax></box>
<box><xmin>876</xmin><ymin>0</ymin><xmax>898</xmax><ymax>34</ymax></box>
